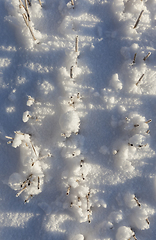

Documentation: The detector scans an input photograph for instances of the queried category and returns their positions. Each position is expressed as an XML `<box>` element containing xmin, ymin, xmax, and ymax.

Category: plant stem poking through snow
<box><xmin>38</xmin><ymin>0</ymin><xmax>42</xmax><ymax>7</ymax></box>
<box><xmin>80</xmin><ymin>160</ymin><xmax>84</xmax><ymax>167</ymax></box>
<box><xmin>24</xmin><ymin>0</ymin><xmax>30</xmax><ymax>21</ymax></box>
<box><xmin>25</xmin><ymin>194</ymin><xmax>33</xmax><ymax>203</ymax></box>
<box><xmin>146</xmin><ymin>218</ymin><xmax>150</xmax><ymax>225</ymax></box>
<box><xmin>70</xmin><ymin>66</ymin><xmax>73</xmax><ymax>78</ymax></box>
<box><xmin>134</xmin><ymin>196</ymin><xmax>141</xmax><ymax>207</ymax></box>
<box><xmin>66</xmin><ymin>185</ymin><xmax>71</xmax><ymax>195</ymax></box>
<box><xmin>133</xmin><ymin>10</ymin><xmax>144</xmax><ymax>29</ymax></box>
<box><xmin>136</xmin><ymin>74</ymin><xmax>144</xmax><ymax>86</ymax></box>
<box><xmin>27</xmin><ymin>0</ymin><xmax>31</xmax><ymax>6</ymax></box>
<box><xmin>143</xmin><ymin>52</ymin><xmax>151</xmax><ymax>61</ymax></box>
<box><xmin>71</xmin><ymin>0</ymin><xmax>74</xmax><ymax>8</ymax></box>
<box><xmin>75</xmin><ymin>36</ymin><xmax>78</xmax><ymax>52</ymax></box>
<box><xmin>22</xmin><ymin>13</ymin><xmax>36</xmax><ymax>41</ymax></box>
<box><xmin>132</xmin><ymin>53</ymin><xmax>137</xmax><ymax>65</ymax></box>
<box><xmin>19</xmin><ymin>0</ymin><xmax>27</xmax><ymax>11</ymax></box>
<box><xmin>38</xmin><ymin>177</ymin><xmax>40</xmax><ymax>189</ymax></box>
<box><xmin>145</xmin><ymin>119</ymin><xmax>152</xmax><ymax>124</ymax></box>
<box><xmin>128</xmin><ymin>230</ymin><xmax>138</xmax><ymax>240</ymax></box>
<box><xmin>5</xmin><ymin>136</ymin><xmax>14</xmax><ymax>144</ymax></box>
<box><xmin>16</xmin><ymin>185</ymin><xmax>27</xmax><ymax>197</ymax></box>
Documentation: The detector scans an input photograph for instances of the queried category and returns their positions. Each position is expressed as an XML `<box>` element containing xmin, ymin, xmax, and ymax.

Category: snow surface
<box><xmin>1</xmin><ymin>0</ymin><xmax>156</xmax><ymax>239</ymax></box>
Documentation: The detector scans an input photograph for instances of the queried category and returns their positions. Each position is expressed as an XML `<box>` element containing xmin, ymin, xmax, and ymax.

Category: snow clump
<box><xmin>59</xmin><ymin>111</ymin><xmax>80</xmax><ymax>137</ymax></box>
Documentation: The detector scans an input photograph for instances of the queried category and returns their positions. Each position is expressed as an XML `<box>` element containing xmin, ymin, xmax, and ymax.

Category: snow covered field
<box><xmin>1</xmin><ymin>0</ymin><xmax>156</xmax><ymax>239</ymax></box>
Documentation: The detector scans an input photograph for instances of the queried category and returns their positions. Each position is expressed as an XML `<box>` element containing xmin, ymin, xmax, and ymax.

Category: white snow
<box><xmin>1</xmin><ymin>0</ymin><xmax>156</xmax><ymax>239</ymax></box>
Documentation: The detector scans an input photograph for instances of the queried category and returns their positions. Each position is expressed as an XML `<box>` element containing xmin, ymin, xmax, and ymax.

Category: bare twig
<box><xmin>24</xmin><ymin>0</ymin><xmax>30</xmax><ymax>21</ymax></box>
<box><xmin>88</xmin><ymin>214</ymin><xmax>91</xmax><ymax>223</ymax></box>
<box><xmin>136</xmin><ymin>73</ymin><xmax>144</xmax><ymax>86</ymax></box>
<box><xmin>27</xmin><ymin>0</ymin><xmax>31</xmax><ymax>6</ymax></box>
<box><xmin>75</xmin><ymin>36</ymin><xmax>78</xmax><ymax>52</ymax></box>
<box><xmin>80</xmin><ymin>160</ymin><xmax>84</xmax><ymax>167</ymax></box>
<box><xmin>71</xmin><ymin>0</ymin><xmax>74</xmax><ymax>6</ymax></box>
<box><xmin>133</xmin><ymin>10</ymin><xmax>144</xmax><ymax>29</ymax></box>
<box><xmin>145</xmin><ymin>119</ymin><xmax>152</xmax><ymax>124</ymax></box>
<box><xmin>16</xmin><ymin>185</ymin><xmax>27</xmax><ymax>197</ymax></box>
<box><xmin>66</xmin><ymin>185</ymin><xmax>71</xmax><ymax>195</ymax></box>
<box><xmin>38</xmin><ymin>176</ymin><xmax>40</xmax><ymax>189</ymax></box>
<box><xmin>19</xmin><ymin>0</ymin><xmax>26</xmax><ymax>10</ymax></box>
<box><xmin>143</xmin><ymin>52</ymin><xmax>151</xmax><ymax>61</ymax></box>
<box><xmin>132</xmin><ymin>53</ymin><xmax>137</xmax><ymax>64</ymax></box>
<box><xmin>70</xmin><ymin>66</ymin><xmax>73</xmax><ymax>78</ymax></box>
<box><xmin>38</xmin><ymin>0</ymin><xmax>42</xmax><ymax>6</ymax></box>
<box><xmin>134</xmin><ymin>196</ymin><xmax>141</xmax><ymax>207</ymax></box>
<box><xmin>22</xmin><ymin>13</ymin><xmax>36</xmax><ymax>41</ymax></box>
<box><xmin>25</xmin><ymin>194</ymin><xmax>33</xmax><ymax>203</ymax></box>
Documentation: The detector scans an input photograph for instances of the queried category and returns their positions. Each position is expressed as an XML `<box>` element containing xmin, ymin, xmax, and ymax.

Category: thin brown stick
<box><xmin>146</xmin><ymin>218</ymin><xmax>150</xmax><ymax>225</ymax></box>
<box><xmin>22</xmin><ymin>13</ymin><xmax>36</xmax><ymax>40</ymax></box>
<box><xmin>38</xmin><ymin>176</ymin><xmax>40</xmax><ymax>189</ymax></box>
<box><xmin>25</xmin><ymin>194</ymin><xmax>33</xmax><ymax>203</ymax></box>
<box><xmin>134</xmin><ymin>196</ymin><xmax>141</xmax><ymax>207</ymax></box>
<box><xmin>136</xmin><ymin>73</ymin><xmax>144</xmax><ymax>86</ymax></box>
<box><xmin>75</xmin><ymin>36</ymin><xmax>78</xmax><ymax>52</ymax></box>
<box><xmin>38</xmin><ymin>0</ymin><xmax>42</xmax><ymax>6</ymax></box>
<box><xmin>19</xmin><ymin>0</ymin><xmax>26</xmax><ymax>10</ymax></box>
<box><xmin>16</xmin><ymin>185</ymin><xmax>27</xmax><ymax>197</ymax></box>
<box><xmin>143</xmin><ymin>52</ymin><xmax>151</xmax><ymax>61</ymax></box>
<box><xmin>70</xmin><ymin>66</ymin><xmax>73</xmax><ymax>78</ymax></box>
<box><xmin>66</xmin><ymin>185</ymin><xmax>71</xmax><ymax>195</ymax></box>
<box><xmin>27</xmin><ymin>0</ymin><xmax>31</xmax><ymax>6</ymax></box>
<box><xmin>132</xmin><ymin>53</ymin><xmax>137</xmax><ymax>64</ymax></box>
<box><xmin>88</xmin><ymin>214</ymin><xmax>91</xmax><ymax>223</ymax></box>
<box><xmin>71</xmin><ymin>0</ymin><xmax>74</xmax><ymax>6</ymax></box>
<box><xmin>133</xmin><ymin>10</ymin><xmax>144</xmax><ymax>29</ymax></box>
<box><xmin>24</xmin><ymin>0</ymin><xmax>30</xmax><ymax>21</ymax></box>
<box><xmin>145</xmin><ymin>119</ymin><xmax>152</xmax><ymax>124</ymax></box>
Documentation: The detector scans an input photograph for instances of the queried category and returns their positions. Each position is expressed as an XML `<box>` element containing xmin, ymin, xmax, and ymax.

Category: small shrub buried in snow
<box><xmin>8</xmin><ymin>131</ymin><xmax>51</xmax><ymax>202</ymax></box>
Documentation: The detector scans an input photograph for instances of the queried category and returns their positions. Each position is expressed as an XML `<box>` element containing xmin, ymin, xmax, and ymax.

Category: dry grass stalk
<box><xmin>132</xmin><ymin>53</ymin><xmax>137</xmax><ymax>64</ymax></box>
<box><xmin>70</xmin><ymin>66</ymin><xmax>73</xmax><ymax>78</ymax></box>
<box><xmin>145</xmin><ymin>119</ymin><xmax>152</xmax><ymax>124</ymax></box>
<box><xmin>16</xmin><ymin>185</ymin><xmax>27</xmax><ymax>197</ymax></box>
<box><xmin>22</xmin><ymin>13</ymin><xmax>36</xmax><ymax>40</ymax></box>
<box><xmin>143</xmin><ymin>52</ymin><xmax>151</xmax><ymax>61</ymax></box>
<box><xmin>66</xmin><ymin>185</ymin><xmax>71</xmax><ymax>195</ymax></box>
<box><xmin>133</xmin><ymin>10</ymin><xmax>144</xmax><ymax>29</ymax></box>
<box><xmin>38</xmin><ymin>0</ymin><xmax>42</xmax><ymax>6</ymax></box>
<box><xmin>88</xmin><ymin>214</ymin><xmax>91</xmax><ymax>223</ymax></box>
<box><xmin>71</xmin><ymin>0</ymin><xmax>74</xmax><ymax>6</ymax></box>
<box><xmin>136</xmin><ymin>73</ymin><xmax>144</xmax><ymax>86</ymax></box>
<box><xmin>27</xmin><ymin>0</ymin><xmax>31</xmax><ymax>6</ymax></box>
<box><xmin>38</xmin><ymin>176</ymin><xmax>40</xmax><ymax>189</ymax></box>
<box><xmin>19</xmin><ymin>0</ymin><xmax>25</xmax><ymax>9</ymax></box>
<box><xmin>134</xmin><ymin>196</ymin><xmax>141</xmax><ymax>207</ymax></box>
<box><xmin>25</xmin><ymin>194</ymin><xmax>33</xmax><ymax>203</ymax></box>
<box><xmin>24</xmin><ymin>0</ymin><xmax>30</xmax><ymax>21</ymax></box>
<box><xmin>75</xmin><ymin>36</ymin><xmax>78</xmax><ymax>52</ymax></box>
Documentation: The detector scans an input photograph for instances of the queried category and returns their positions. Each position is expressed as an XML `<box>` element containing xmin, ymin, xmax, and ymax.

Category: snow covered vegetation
<box><xmin>1</xmin><ymin>0</ymin><xmax>156</xmax><ymax>239</ymax></box>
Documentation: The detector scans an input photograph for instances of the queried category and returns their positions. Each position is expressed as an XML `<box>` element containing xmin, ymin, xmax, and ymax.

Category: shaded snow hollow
<box><xmin>0</xmin><ymin>0</ymin><xmax>156</xmax><ymax>239</ymax></box>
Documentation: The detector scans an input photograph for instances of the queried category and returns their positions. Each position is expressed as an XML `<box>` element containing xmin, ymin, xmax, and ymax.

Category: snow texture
<box><xmin>1</xmin><ymin>0</ymin><xmax>156</xmax><ymax>239</ymax></box>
